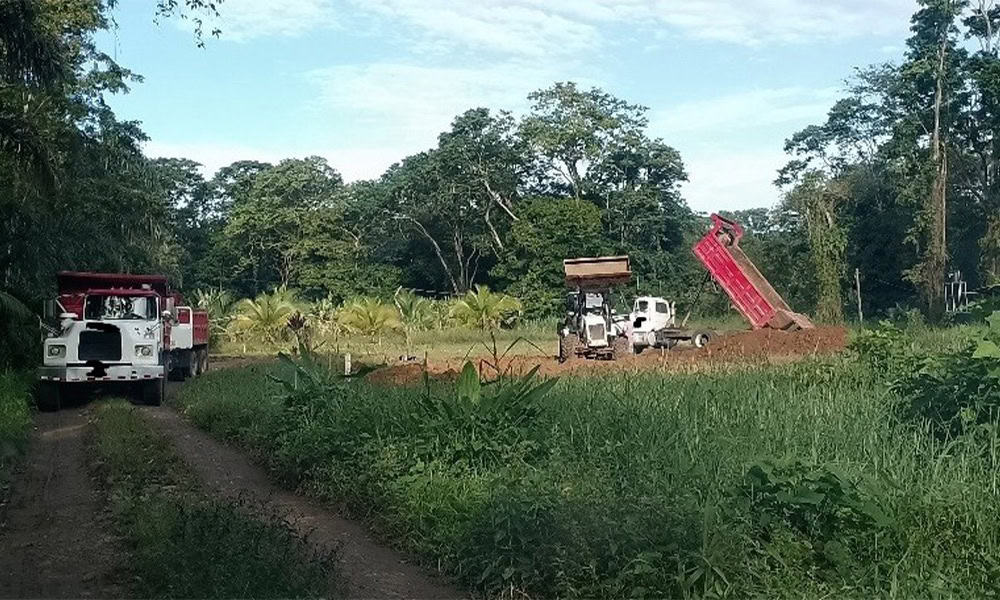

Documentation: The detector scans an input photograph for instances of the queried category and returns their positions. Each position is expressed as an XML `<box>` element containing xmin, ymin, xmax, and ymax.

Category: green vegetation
<box><xmin>0</xmin><ymin>371</ymin><xmax>32</xmax><ymax>495</ymax></box>
<box><xmin>175</xmin><ymin>320</ymin><xmax>1000</xmax><ymax>599</ymax></box>
<box><xmin>91</xmin><ymin>401</ymin><xmax>341</xmax><ymax>599</ymax></box>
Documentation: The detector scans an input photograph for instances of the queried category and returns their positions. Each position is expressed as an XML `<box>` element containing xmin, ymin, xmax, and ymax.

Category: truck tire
<box><xmin>142</xmin><ymin>377</ymin><xmax>164</xmax><ymax>406</ymax></box>
<box><xmin>36</xmin><ymin>382</ymin><xmax>61</xmax><ymax>412</ymax></box>
<box><xmin>198</xmin><ymin>349</ymin><xmax>209</xmax><ymax>374</ymax></box>
<box><xmin>693</xmin><ymin>331</ymin><xmax>713</xmax><ymax>348</ymax></box>
<box><xmin>167</xmin><ymin>352</ymin><xmax>185</xmax><ymax>381</ymax></box>
<box><xmin>558</xmin><ymin>335</ymin><xmax>579</xmax><ymax>363</ymax></box>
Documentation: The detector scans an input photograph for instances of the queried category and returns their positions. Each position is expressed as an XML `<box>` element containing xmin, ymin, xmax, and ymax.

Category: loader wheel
<box><xmin>692</xmin><ymin>331</ymin><xmax>713</xmax><ymax>349</ymax></box>
<box><xmin>611</xmin><ymin>335</ymin><xmax>630</xmax><ymax>360</ymax></box>
<box><xmin>36</xmin><ymin>382</ymin><xmax>62</xmax><ymax>412</ymax></box>
<box><xmin>558</xmin><ymin>335</ymin><xmax>579</xmax><ymax>363</ymax></box>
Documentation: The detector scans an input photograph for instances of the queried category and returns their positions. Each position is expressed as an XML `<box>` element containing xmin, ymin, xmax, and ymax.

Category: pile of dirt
<box><xmin>693</xmin><ymin>326</ymin><xmax>847</xmax><ymax>361</ymax></box>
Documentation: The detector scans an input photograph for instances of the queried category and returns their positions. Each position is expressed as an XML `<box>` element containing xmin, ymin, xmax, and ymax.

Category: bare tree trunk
<box><xmin>484</xmin><ymin>203</ymin><xmax>504</xmax><ymax>254</ymax></box>
<box><xmin>481</xmin><ymin>175</ymin><xmax>518</xmax><ymax>221</ymax></box>
<box><xmin>395</xmin><ymin>215</ymin><xmax>460</xmax><ymax>294</ymax></box>
<box><xmin>926</xmin><ymin>30</ymin><xmax>949</xmax><ymax>321</ymax></box>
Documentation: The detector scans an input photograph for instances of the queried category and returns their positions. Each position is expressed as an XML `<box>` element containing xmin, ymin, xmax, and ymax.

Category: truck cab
<box><xmin>631</xmin><ymin>296</ymin><xmax>676</xmax><ymax>333</ymax></box>
<box><xmin>37</xmin><ymin>272</ymin><xmax>209</xmax><ymax>410</ymax></box>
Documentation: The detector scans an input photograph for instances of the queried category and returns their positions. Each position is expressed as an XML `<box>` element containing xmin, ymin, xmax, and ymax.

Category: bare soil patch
<box><xmin>367</xmin><ymin>326</ymin><xmax>848</xmax><ymax>384</ymax></box>
<box><xmin>0</xmin><ymin>408</ymin><xmax>123</xmax><ymax>599</ymax></box>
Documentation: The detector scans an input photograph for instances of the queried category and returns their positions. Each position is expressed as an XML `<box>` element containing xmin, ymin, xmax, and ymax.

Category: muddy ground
<box><xmin>367</xmin><ymin>326</ymin><xmax>848</xmax><ymax>385</ymax></box>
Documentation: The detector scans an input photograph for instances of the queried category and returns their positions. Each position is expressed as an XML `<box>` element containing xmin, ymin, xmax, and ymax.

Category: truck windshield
<box><xmin>84</xmin><ymin>295</ymin><xmax>157</xmax><ymax>321</ymax></box>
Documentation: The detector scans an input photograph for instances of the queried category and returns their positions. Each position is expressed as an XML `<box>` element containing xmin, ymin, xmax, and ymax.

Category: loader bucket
<box><xmin>564</xmin><ymin>256</ymin><xmax>632</xmax><ymax>289</ymax></box>
<box><xmin>693</xmin><ymin>215</ymin><xmax>814</xmax><ymax>330</ymax></box>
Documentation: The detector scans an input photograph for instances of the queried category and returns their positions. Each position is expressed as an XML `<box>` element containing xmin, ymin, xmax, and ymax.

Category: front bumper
<box><xmin>38</xmin><ymin>364</ymin><xmax>164</xmax><ymax>383</ymax></box>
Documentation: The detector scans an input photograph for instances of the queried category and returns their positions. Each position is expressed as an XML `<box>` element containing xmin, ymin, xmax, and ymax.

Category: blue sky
<box><xmin>98</xmin><ymin>0</ymin><xmax>917</xmax><ymax>212</ymax></box>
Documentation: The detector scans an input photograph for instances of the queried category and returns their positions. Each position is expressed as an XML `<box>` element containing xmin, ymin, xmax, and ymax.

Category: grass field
<box><xmin>91</xmin><ymin>401</ymin><xmax>342</xmax><ymax>599</ymax></box>
<box><xmin>175</xmin><ymin>321</ymin><xmax>1000</xmax><ymax>599</ymax></box>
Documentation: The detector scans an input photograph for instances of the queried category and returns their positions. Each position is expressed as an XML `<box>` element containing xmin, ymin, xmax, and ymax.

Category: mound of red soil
<box><xmin>695</xmin><ymin>326</ymin><xmax>847</xmax><ymax>361</ymax></box>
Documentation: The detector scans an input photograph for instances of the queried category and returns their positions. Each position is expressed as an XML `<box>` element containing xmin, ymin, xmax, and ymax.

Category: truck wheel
<box><xmin>693</xmin><ymin>331</ymin><xmax>713</xmax><ymax>348</ymax></box>
<box><xmin>558</xmin><ymin>335</ymin><xmax>579</xmax><ymax>363</ymax></box>
<box><xmin>36</xmin><ymin>382</ymin><xmax>61</xmax><ymax>412</ymax></box>
<box><xmin>167</xmin><ymin>353</ymin><xmax>185</xmax><ymax>381</ymax></box>
<box><xmin>142</xmin><ymin>377</ymin><xmax>164</xmax><ymax>406</ymax></box>
<box><xmin>198</xmin><ymin>349</ymin><xmax>209</xmax><ymax>374</ymax></box>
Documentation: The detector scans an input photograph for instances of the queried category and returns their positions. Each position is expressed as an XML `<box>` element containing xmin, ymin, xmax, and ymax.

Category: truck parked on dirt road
<box><xmin>36</xmin><ymin>271</ymin><xmax>209</xmax><ymax>410</ymax></box>
<box><xmin>559</xmin><ymin>213</ymin><xmax>813</xmax><ymax>361</ymax></box>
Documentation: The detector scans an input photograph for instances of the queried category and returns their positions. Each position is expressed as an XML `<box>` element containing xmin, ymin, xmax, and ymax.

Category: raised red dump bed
<box><xmin>693</xmin><ymin>214</ymin><xmax>814</xmax><ymax>330</ymax></box>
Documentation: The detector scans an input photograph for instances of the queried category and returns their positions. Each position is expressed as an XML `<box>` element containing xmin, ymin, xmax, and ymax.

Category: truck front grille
<box><xmin>587</xmin><ymin>324</ymin><xmax>606</xmax><ymax>343</ymax></box>
<box><xmin>79</xmin><ymin>329</ymin><xmax>122</xmax><ymax>361</ymax></box>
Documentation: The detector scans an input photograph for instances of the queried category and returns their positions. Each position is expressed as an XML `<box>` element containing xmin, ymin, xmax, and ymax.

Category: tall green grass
<box><xmin>0</xmin><ymin>371</ymin><xmax>32</xmax><ymax>495</ymax></box>
<box><xmin>92</xmin><ymin>401</ymin><xmax>341</xmax><ymax>599</ymax></box>
<box><xmin>176</xmin><ymin>356</ymin><xmax>1000</xmax><ymax>598</ymax></box>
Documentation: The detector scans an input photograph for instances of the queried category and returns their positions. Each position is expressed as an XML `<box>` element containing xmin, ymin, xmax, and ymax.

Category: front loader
<box><xmin>558</xmin><ymin>256</ymin><xmax>631</xmax><ymax>361</ymax></box>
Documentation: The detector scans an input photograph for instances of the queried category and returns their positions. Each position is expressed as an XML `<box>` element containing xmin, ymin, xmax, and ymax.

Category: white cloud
<box><xmin>652</xmin><ymin>87</ymin><xmax>841</xmax><ymax>137</ymax></box>
<box><xmin>306</xmin><ymin>61</ymin><xmax>567</xmax><ymax>147</ymax></box>
<box><xmin>680</xmin><ymin>149</ymin><xmax>789</xmax><ymax>212</ymax></box>
<box><xmin>644</xmin><ymin>0</ymin><xmax>910</xmax><ymax>45</ymax></box>
<box><xmin>350</xmin><ymin>0</ymin><xmax>601</xmax><ymax>57</ymax></box>
<box><xmin>347</xmin><ymin>0</ymin><xmax>910</xmax><ymax>55</ymax></box>
<box><xmin>198</xmin><ymin>0</ymin><xmax>336</xmax><ymax>41</ymax></box>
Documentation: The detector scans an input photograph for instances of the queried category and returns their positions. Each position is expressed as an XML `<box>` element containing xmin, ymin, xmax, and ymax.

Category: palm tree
<box><xmin>338</xmin><ymin>297</ymin><xmax>401</xmax><ymax>346</ymax></box>
<box><xmin>228</xmin><ymin>289</ymin><xmax>299</xmax><ymax>348</ymax></box>
<box><xmin>308</xmin><ymin>294</ymin><xmax>342</xmax><ymax>340</ymax></box>
<box><xmin>194</xmin><ymin>288</ymin><xmax>236</xmax><ymax>338</ymax></box>
<box><xmin>449</xmin><ymin>285</ymin><xmax>522</xmax><ymax>330</ymax></box>
<box><xmin>394</xmin><ymin>289</ymin><xmax>433</xmax><ymax>352</ymax></box>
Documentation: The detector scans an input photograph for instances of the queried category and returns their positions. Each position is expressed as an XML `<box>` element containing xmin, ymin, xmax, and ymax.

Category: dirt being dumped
<box><xmin>366</xmin><ymin>326</ymin><xmax>848</xmax><ymax>385</ymax></box>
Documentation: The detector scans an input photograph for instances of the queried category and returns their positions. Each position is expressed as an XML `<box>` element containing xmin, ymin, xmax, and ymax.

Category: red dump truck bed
<box><xmin>692</xmin><ymin>214</ymin><xmax>813</xmax><ymax>330</ymax></box>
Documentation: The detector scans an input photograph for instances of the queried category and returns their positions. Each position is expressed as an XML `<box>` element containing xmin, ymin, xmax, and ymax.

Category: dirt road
<box><xmin>142</xmin><ymin>403</ymin><xmax>462</xmax><ymax>599</ymax></box>
<box><xmin>1</xmin><ymin>380</ymin><xmax>462</xmax><ymax>599</ymax></box>
<box><xmin>0</xmin><ymin>407</ymin><xmax>123</xmax><ymax>599</ymax></box>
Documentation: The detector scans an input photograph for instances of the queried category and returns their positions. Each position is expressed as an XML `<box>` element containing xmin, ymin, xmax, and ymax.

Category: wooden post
<box><xmin>854</xmin><ymin>268</ymin><xmax>864</xmax><ymax>324</ymax></box>
<box><xmin>344</xmin><ymin>352</ymin><xmax>352</xmax><ymax>377</ymax></box>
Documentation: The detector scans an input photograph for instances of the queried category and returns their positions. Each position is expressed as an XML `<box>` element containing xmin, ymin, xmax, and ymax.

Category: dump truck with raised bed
<box><xmin>560</xmin><ymin>214</ymin><xmax>813</xmax><ymax>360</ymax></box>
<box><xmin>693</xmin><ymin>213</ymin><xmax>814</xmax><ymax>330</ymax></box>
<box><xmin>36</xmin><ymin>271</ymin><xmax>210</xmax><ymax>410</ymax></box>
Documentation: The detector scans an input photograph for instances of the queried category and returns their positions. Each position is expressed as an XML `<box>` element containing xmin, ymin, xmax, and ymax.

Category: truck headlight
<box><xmin>47</xmin><ymin>345</ymin><xmax>66</xmax><ymax>358</ymax></box>
<box><xmin>135</xmin><ymin>344</ymin><xmax>154</xmax><ymax>357</ymax></box>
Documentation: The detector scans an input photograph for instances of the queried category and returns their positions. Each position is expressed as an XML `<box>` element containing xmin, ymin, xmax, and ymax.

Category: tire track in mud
<box><xmin>0</xmin><ymin>408</ymin><xmax>123</xmax><ymax>599</ymax></box>
<box><xmin>143</xmin><ymin>393</ymin><xmax>462</xmax><ymax>600</ymax></box>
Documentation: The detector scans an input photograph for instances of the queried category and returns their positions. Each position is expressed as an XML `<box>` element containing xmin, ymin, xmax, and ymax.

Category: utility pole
<box><xmin>854</xmin><ymin>268</ymin><xmax>864</xmax><ymax>324</ymax></box>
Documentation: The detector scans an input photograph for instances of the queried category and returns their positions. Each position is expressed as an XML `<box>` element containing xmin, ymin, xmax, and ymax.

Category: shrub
<box><xmin>449</xmin><ymin>285</ymin><xmax>522</xmax><ymax>330</ymax></box>
<box><xmin>894</xmin><ymin>311</ymin><xmax>1000</xmax><ymax>436</ymax></box>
